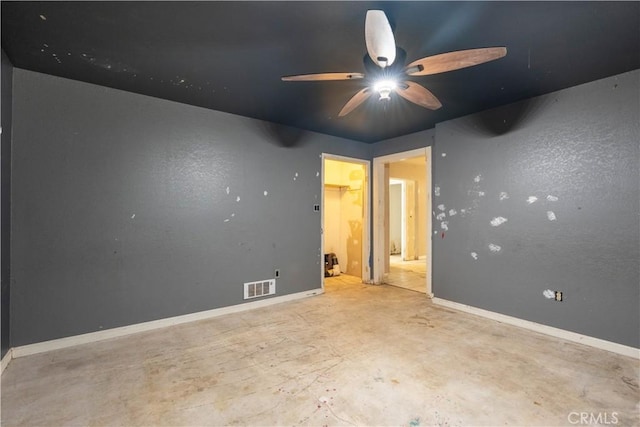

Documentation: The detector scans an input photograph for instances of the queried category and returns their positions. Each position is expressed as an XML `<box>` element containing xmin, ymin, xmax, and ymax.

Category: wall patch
<box><xmin>490</xmin><ymin>216</ymin><xmax>508</xmax><ymax>227</ymax></box>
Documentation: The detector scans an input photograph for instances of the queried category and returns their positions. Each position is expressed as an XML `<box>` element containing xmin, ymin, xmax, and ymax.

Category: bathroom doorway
<box><xmin>373</xmin><ymin>148</ymin><xmax>432</xmax><ymax>295</ymax></box>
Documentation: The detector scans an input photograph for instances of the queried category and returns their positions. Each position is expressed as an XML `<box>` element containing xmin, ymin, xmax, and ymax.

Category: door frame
<box><xmin>372</xmin><ymin>147</ymin><xmax>433</xmax><ymax>296</ymax></box>
<box><xmin>321</xmin><ymin>153</ymin><xmax>371</xmax><ymax>289</ymax></box>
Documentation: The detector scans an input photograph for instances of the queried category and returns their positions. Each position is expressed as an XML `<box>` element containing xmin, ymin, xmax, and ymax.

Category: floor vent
<box><xmin>244</xmin><ymin>279</ymin><xmax>276</xmax><ymax>300</ymax></box>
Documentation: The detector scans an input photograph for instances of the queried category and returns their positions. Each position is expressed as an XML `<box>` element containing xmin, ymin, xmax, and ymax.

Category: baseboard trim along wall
<box><xmin>1</xmin><ymin>348</ymin><xmax>13</xmax><ymax>374</ymax></box>
<box><xmin>11</xmin><ymin>288</ymin><xmax>324</xmax><ymax>359</ymax></box>
<box><xmin>432</xmin><ymin>297</ymin><xmax>639</xmax><ymax>359</ymax></box>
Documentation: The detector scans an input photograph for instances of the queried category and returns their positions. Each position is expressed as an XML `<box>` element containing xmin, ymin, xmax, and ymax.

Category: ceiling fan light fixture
<box><xmin>281</xmin><ymin>10</ymin><xmax>507</xmax><ymax>117</ymax></box>
<box><xmin>373</xmin><ymin>79</ymin><xmax>397</xmax><ymax>100</ymax></box>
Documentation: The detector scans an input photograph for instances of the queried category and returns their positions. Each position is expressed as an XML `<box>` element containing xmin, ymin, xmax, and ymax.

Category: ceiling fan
<box><xmin>282</xmin><ymin>10</ymin><xmax>507</xmax><ymax>117</ymax></box>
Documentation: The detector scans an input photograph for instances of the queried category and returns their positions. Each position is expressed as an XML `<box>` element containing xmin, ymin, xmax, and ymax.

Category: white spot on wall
<box><xmin>449</xmin><ymin>209</ymin><xmax>457</xmax><ymax>216</ymax></box>
<box><xmin>131</xmin><ymin>214</ymin><xmax>135</xmax><ymax>219</ymax></box>
<box><xmin>460</xmin><ymin>209</ymin><xmax>466</xmax><ymax>214</ymax></box>
<box><xmin>264</xmin><ymin>191</ymin><xmax>268</xmax><ymax>196</ymax></box>
<box><xmin>434</xmin><ymin>186</ymin><xmax>440</xmax><ymax>197</ymax></box>
<box><xmin>490</xmin><ymin>216</ymin><xmax>508</xmax><ymax>227</ymax></box>
<box><xmin>294</xmin><ymin>172</ymin><xmax>298</xmax><ymax>181</ymax></box>
<box><xmin>231</xmin><ymin>213</ymin><xmax>235</xmax><ymax>217</ymax></box>
<box><xmin>226</xmin><ymin>186</ymin><xmax>230</xmax><ymax>195</ymax></box>
<box><xmin>543</xmin><ymin>289</ymin><xmax>555</xmax><ymax>299</ymax></box>
<box><xmin>526</xmin><ymin>196</ymin><xmax>538</xmax><ymax>204</ymax></box>
<box><xmin>488</xmin><ymin>243</ymin><xmax>502</xmax><ymax>252</ymax></box>
<box><xmin>471</xmin><ymin>252</ymin><xmax>478</xmax><ymax>260</ymax></box>
<box><xmin>39</xmin><ymin>14</ymin><xmax>47</xmax><ymax>20</ymax></box>
<box><xmin>316</xmin><ymin>171</ymin><xmax>320</xmax><ymax>177</ymax></box>
<box><xmin>224</xmin><ymin>218</ymin><xmax>230</xmax><ymax>223</ymax></box>
<box><xmin>441</xmin><ymin>152</ymin><xmax>447</xmax><ymax>157</ymax></box>
<box><xmin>436</xmin><ymin>212</ymin><xmax>446</xmax><ymax>221</ymax></box>
<box><xmin>236</xmin><ymin>196</ymin><xmax>241</xmax><ymax>202</ymax></box>
<box><xmin>441</xmin><ymin>221</ymin><xmax>449</xmax><ymax>231</ymax></box>
<box><xmin>437</xmin><ymin>204</ymin><xmax>445</xmax><ymax>211</ymax></box>
<box><xmin>478</xmin><ymin>191</ymin><xmax>485</xmax><ymax>197</ymax></box>
<box><xmin>474</xmin><ymin>175</ymin><xmax>483</xmax><ymax>183</ymax></box>
<box><xmin>499</xmin><ymin>192</ymin><xmax>509</xmax><ymax>201</ymax></box>
<box><xmin>546</xmin><ymin>195</ymin><xmax>559</xmax><ymax>202</ymax></box>
<box><xmin>434</xmin><ymin>230</ymin><xmax>438</xmax><ymax>234</ymax></box>
<box><xmin>547</xmin><ymin>211</ymin><xmax>557</xmax><ymax>221</ymax></box>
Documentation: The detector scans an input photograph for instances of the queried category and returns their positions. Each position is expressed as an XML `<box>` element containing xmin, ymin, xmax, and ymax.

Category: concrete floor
<box><xmin>2</xmin><ymin>275</ymin><xmax>638</xmax><ymax>426</ymax></box>
<box><xmin>387</xmin><ymin>255</ymin><xmax>427</xmax><ymax>293</ymax></box>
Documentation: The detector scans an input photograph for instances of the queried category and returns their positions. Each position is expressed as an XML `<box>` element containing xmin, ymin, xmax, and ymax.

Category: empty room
<box><xmin>1</xmin><ymin>2</ymin><xmax>638</xmax><ymax>426</ymax></box>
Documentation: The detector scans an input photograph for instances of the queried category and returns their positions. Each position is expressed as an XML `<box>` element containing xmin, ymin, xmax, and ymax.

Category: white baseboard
<box><xmin>1</xmin><ymin>348</ymin><xmax>12</xmax><ymax>374</ymax></box>
<box><xmin>12</xmin><ymin>288</ymin><xmax>324</xmax><ymax>359</ymax></box>
<box><xmin>432</xmin><ymin>297</ymin><xmax>639</xmax><ymax>359</ymax></box>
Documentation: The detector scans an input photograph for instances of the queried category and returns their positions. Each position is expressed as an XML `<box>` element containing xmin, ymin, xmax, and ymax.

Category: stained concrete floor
<box><xmin>387</xmin><ymin>256</ymin><xmax>427</xmax><ymax>293</ymax></box>
<box><xmin>2</xmin><ymin>275</ymin><xmax>638</xmax><ymax>426</ymax></box>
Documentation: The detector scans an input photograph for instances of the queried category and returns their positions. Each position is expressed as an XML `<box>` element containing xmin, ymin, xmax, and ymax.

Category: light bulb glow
<box><xmin>373</xmin><ymin>79</ymin><xmax>397</xmax><ymax>101</ymax></box>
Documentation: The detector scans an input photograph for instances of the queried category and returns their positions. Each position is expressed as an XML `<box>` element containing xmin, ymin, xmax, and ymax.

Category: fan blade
<box><xmin>395</xmin><ymin>81</ymin><xmax>442</xmax><ymax>110</ymax></box>
<box><xmin>338</xmin><ymin>88</ymin><xmax>372</xmax><ymax>117</ymax></box>
<box><xmin>365</xmin><ymin>10</ymin><xmax>396</xmax><ymax>68</ymax></box>
<box><xmin>405</xmin><ymin>47</ymin><xmax>507</xmax><ymax>76</ymax></box>
<box><xmin>282</xmin><ymin>73</ymin><xmax>365</xmax><ymax>82</ymax></box>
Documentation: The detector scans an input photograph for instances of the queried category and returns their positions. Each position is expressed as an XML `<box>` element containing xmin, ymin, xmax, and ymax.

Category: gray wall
<box><xmin>432</xmin><ymin>70</ymin><xmax>639</xmax><ymax>347</ymax></box>
<box><xmin>1</xmin><ymin>50</ymin><xmax>13</xmax><ymax>357</ymax></box>
<box><xmin>10</xmin><ymin>69</ymin><xmax>371</xmax><ymax>346</ymax></box>
<box><xmin>8</xmin><ymin>67</ymin><xmax>639</xmax><ymax>349</ymax></box>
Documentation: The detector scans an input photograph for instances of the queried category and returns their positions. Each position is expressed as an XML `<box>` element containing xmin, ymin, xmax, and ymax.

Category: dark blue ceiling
<box><xmin>2</xmin><ymin>1</ymin><xmax>639</xmax><ymax>143</ymax></box>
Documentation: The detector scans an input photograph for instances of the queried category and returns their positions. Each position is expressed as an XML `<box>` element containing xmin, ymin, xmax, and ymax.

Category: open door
<box><xmin>373</xmin><ymin>148</ymin><xmax>432</xmax><ymax>296</ymax></box>
<box><xmin>403</xmin><ymin>179</ymin><xmax>417</xmax><ymax>261</ymax></box>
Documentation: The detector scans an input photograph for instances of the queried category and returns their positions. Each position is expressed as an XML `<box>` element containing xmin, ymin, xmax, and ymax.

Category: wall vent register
<box><xmin>244</xmin><ymin>279</ymin><xmax>276</xmax><ymax>300</ymax></box>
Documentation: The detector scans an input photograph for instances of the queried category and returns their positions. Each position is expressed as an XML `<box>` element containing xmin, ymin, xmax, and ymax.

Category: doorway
<box><xmin>373</xmin><ymin>148</ymin><xmax>432</xmax><ymax>296</ymax></box>
<box><xmin>321</xmin><ymin>154</ymin><xmax>370</xmax><ymax>289</ymax></box>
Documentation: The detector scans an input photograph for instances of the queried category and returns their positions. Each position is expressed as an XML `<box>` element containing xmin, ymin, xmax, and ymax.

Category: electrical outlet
<box><xmin>275</xmin><ymin>269</ymin><xmax>280</xmax><ymax>278</ymax></box>
<box><xmin>555</xmin><ymin>291</ymin><xmax>563</xmax><ymax>301</ymax></box>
